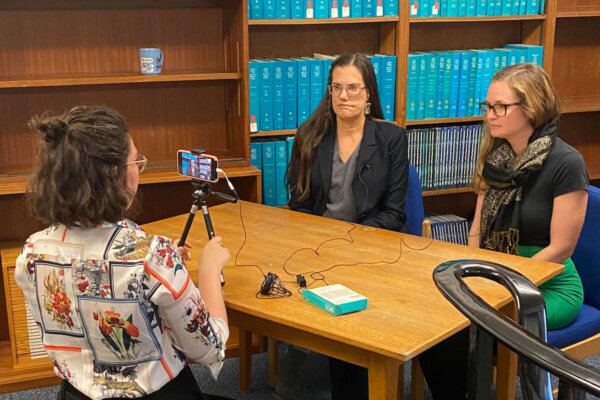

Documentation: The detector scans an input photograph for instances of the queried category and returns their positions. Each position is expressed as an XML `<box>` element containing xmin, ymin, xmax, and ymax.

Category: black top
<box><xmin>519</xmin><ymin>138</ymin><xmax>589</xmax><ymax>247</ymax></box>
<box><xmin>288</xmin><ymin>118</ymin><xmax>409</xmax><ymax>232</ymax></box>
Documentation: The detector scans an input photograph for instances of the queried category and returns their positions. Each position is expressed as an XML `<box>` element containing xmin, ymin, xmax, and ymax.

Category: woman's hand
<box><xmin>198</xmin><ymin>236</ymin><xmax>231</xmax><ymax>281</ymax></box>
<box><xmin>177</xmin><ymin>239</ymin><xmax>192</xmax><ymax>266</ymax></box>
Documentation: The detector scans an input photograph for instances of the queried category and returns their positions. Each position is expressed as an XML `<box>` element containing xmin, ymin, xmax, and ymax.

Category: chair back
<box><xmin>404</xmin><ymin>164</ymin><xmax>425</xmax><ymax>236</ymax></box>
<box><xmin>572</xmin><ymin>185</ymin><xmax>600</xmax><ymax>310</ymax></box>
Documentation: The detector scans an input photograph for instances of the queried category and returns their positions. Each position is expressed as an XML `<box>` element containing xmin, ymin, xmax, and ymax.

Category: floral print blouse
<box><xmin>15</xmin><ymin>219</ymin><xmax>228</xmax><ymax>399</ymax></box>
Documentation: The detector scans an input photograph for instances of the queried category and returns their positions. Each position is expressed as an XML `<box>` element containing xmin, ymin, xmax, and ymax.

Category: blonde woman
<box><xmin>420</xmin><ymin>63</ymin><xmax>589</xmax><ymax>399</ymax></box>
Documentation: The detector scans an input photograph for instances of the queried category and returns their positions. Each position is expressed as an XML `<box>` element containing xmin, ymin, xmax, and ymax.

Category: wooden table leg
<box><xmin>268</xmin><ymin>337</ymin><xmax>279</xmax><ymax>388</ymax></box>
<box><xmin>238</xmin><ymin>327</ymin><xmax>252</xmax><ymax>392</ymax></box>
<box><xmin>368</xmin><ymin>353</ymin><xmax>402</xmax><ymax>400</ymax></box>
<box><xmin>497</xmin><ymin>302</ymin><xmax>518</xmax><ymax>400</ymax></box>
<box><xmin>410</xmin><ymin>357</ymin><xmax>425</xmax><ymax>400</ymax></box>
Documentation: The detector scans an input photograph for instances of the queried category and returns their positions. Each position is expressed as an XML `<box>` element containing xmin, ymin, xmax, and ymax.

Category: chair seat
<box><xmin>548</xmin><ymin>304</ymin><xmax>600</xmax><ymax>349</ymax></box>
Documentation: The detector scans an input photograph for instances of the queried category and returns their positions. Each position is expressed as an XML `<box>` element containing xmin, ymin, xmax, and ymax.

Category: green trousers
<box><xmin>519</xmin><ymin>246</ymin><xmax>584</xmax><ymax>330</ymax></box>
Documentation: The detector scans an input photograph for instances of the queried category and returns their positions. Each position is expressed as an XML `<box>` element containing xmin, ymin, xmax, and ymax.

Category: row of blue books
<box><xmin>407</xmin><ymin>124</ymin><xmax>483</xmax><ymax>191</ymax></box>
<box><xmin>407</xmin><ymin>44</ymin><xmax>543</xmax><ymax>121</ymax></box>
<box><xmin>250</xmin><ymin>138</ymin><xmax>295</xmax><ymax>206</ymax></box>
<box><xmin>410</xmin><ymin>0</ymin><xmax>543</xmax><ymax>17</ymax></box>
<box><xmin>427</xmin><ymin>213</ymin><xmax>469</xmax><ymax>245</ymax></box>
<box><xmin>250</xmin><ymin>54</ymin><xmax>396</xmax><ymax>133</ymax></box>
<box><xmin>249</xmin><ymin>0</ymin><xmax>398</xmax><ymax>19</ymax></box>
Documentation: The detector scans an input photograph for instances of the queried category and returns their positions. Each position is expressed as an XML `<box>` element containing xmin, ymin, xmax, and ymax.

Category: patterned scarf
<box><xmin>479</xmin><ymin>121</ymin><xmax>557</xmax><ymax>254</ymax></box>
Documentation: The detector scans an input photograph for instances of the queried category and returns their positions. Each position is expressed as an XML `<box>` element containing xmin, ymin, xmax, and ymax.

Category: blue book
<box><xmin>410</xmin><ymin>0</ymin><xmax>421</xmax><ymax>16</ymax></box>
<box><xmin>270</xmin><ymin>59</ymin><xmax>285</xmax><ymax>130</ymax></box>
<box><xmin>526</xmin><ymin>0</ymin><xmax>539</xmax><ymax>13</ymax></box>
<box><xmin>250</xmin><ymin>142</ymin><xmax>262</xmax><ymax>169</ymax></box>
<box><xmin>447</xmin><ymin>0</ymin><xmax>459</xmax><ymax>16</ymax></box>
<box><xmin>292</xmin><ymin>0</ymin><xmax>305</xmax><ymax>17</ymax></box>
<box><xmin>407</xmin><ymin>53</ymin><xmax>420</xmax><ymax>121</ymax></box>
<box><xmin>448</xmin><ymin>51</ymin><xmax>462</xmax><ymax>118</ymax></box>
<box><xmin>258</xmin><ymin>60</ymin><xmax>274</xmax><ymax>131</ymax></box>
<box><xmin>491</xmin><ymin>50</ymin><xmax>501</xmax><ymax>79</ymax></box>
<box><xmin>339</xmin><ymin>0</ymin><xmax>351</xmax><ymax>17</ymax></box>
<box><xmin>369</xmin><ymin>54</ymin><xmax>383</xmax><ymax>96</ymax></box>
<box><xmin>383</xmin><ymin>0</ymin><xmax>398</xmax><ymax>15</ymax></box>
<box><xmin>424</xmin><ymin>52</ymin><xmax>439</xmax><ymax>119</ymax></box>
<box><xmin>472</xmin><ymin>51</ymin><xmax>485</xmax><ymax>116</ymax></box>
<box><xmin>478</xmin><ymin>50</ymin><xmax>494</xmax><ymax>108</ymax></box>
<box><xmin>306</xmin><ymin>57</ymin><xmax>324</xmax><ymax>115</ymax></box>
<box><xmin>377</xmin><ymin>54</ymin><xmax>397</xmax><ymax>121</ymax></box>
<box><xmin>302</xmin><ymin>284</ymin><xmax>367</xmax><ymax>316</ymax></box>
<box><xmin>375</xmin><ymin>0</ymin><xmax>384</xmax><ymax>15</ymax></box>
<box><xmin>315</xmin><ymin>0</ymin><xmax>329</xmax><ymax>17</ymax></box>
<box><xmin>539</xmin><ymin>0</ymin><xmax>545</xmax><ymax>14</ymax></box>
<box><xmin>467</xmin><ymin>0</ymin><xmax>477</xmax><ymax>15</ymax></box>
<box><xmin>281</xmin><ymin>59</ymin><xmax>298</xmax><ymax>130</ymax></box>
<box><xmin>467</xmin><ymin>52</ymin><xmax>478</xmax><ymax>116</ymax></box>
<box><xmin>249</xmin><ymin>60</ymin><xmax>260</xmax><ymax>133</ymax></box>
<box><xmin>435</xmin><ymin>52</ymin><xmax>446</xmax><ymax>119</ymax></box>
<box><xmin>505</xmin><ymin>47</ymin><xmax>520</xmax><ymax>65</ymax></box>
<box><xmin>456</xmin><ymin>51</ymin><xmax>472</xmax><ymax>117</ymax></box>
<box><xmin>263</xmin><ymin>0</ymin><xmax>276</xmax><ymax>18</ymax></box>
<box><xmin>352</xmin><ymin>0</ymin><xmax>363</xmax><ymax>16</ymax></box>
<box><xmin>503</xmin><ymin>44</ymin><xmax>543</xmax><ymax>66</ymax></box>
<box><xmin>487</xmin><ymin>0</ymin><xmax>496</xmax><ymax>15</ymax></box>
<box><xmin>502</xmin><ymin>0</ymin><xmax>514</xmax><ymax>14</ymax></box>
<box><xmin>277</xmin><ymin>0</ymin><xmax>291</xmax><ymax>17</ymax></box>
<box><xmin>305</xmin><ymin>0</ymin><xmax>315</xmax><ymax>17</ymax></box>
<box><xmin>441</xmin><ymin>0</ymin><xmax>448</xmax><ymax>16</ymax></box>
<box><xmin>416</xmin><ymin>53</ymin><xmax>428</xmax><ymax>119</ymax></box>
<box><xmin>296</xmin><ymin>58</ymin><xmax>311</xmax><ymax>126</ymax></box>
<box><xmin>275</xmin><ymin>141</ymin><xmax>289</xmax><ymax>206</ymax></box>
<box><xmin>513</xmin><ymin>0</ymin><xmax>521</xmax><ymax>14</ymax></box>
<box><xmin>497</xmin><ymin>48</ymin><xmax>509</xmax><ymax>70</ymax></box>
<box><xmin>441</xmin><ymin>52</ymin><xmax>453</xmax><ymax>118</ymax></box>
<box><xmin>251</xmin><ymin>0</ymin><xmax>264</xmax><ymax>18</ymax></box>
<box><xmin>261</xmin><ymin>141</ymin><xmax>277</xmax><ymax>206</ymax></box>
<box><xmin>458</xmin><ymin>0</ymin><xmax>468</xmax><ymax>16</ymax></box>
<box><xmin>249</xmin><ymin>0</ymin><xmax>252</xmax><ymax>18</ymax></box>
<box><xmin>519</xmin><ymin>0</ymin><xmax>527</xmax><ymax>14</ymax></box>
<box><xmin>363</xmin><ymin>0</ymin><xmax>375</xmax><ymax>16</ymax></box>
<box><xmin>431</xmin><ymin>0</ymin><xmax>441</xmax><ymax>16</ymax></box>
<box><xmin>287</xmin><ymin>136</ymin><xmax>295</xmax><ymax>163</ymax></box>
<box><xmin>476</xmin><ymin>0</ymin><xmax>488</xmax><ymax>15</ymax></box>
<box><xmin>421</xmin><ymin>0</ymin><xmax>432</xmax><ymax>16</ymax></box>
<box><xmin>330</xmin><ymin>0</ymin><xmax>340</xmax><ymax>17</ymax></box>
<box><xmin>495</xmin><ymin>0</ymin><xmax>503</xmax><ymax>15</ymax></box>
<box><xmin>316</xmin><ymin>56</ymin><xmax>334</xmax><ymax>89</ymax></box>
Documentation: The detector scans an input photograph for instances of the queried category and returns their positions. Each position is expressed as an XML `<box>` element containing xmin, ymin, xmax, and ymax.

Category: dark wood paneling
<box><xmin>558</xmin><ymin>112</ymin><xmax>600</xmax><ymax>178</ymax></box>
<box><xmin>423</xmin><ymin>191</ymin><xmax>477</xmax><ymax>220</ymax></box>
<box><xmin>556</xmin><ymin>0</ymin><xmax>600</xmax><ymax>13</ymax></box>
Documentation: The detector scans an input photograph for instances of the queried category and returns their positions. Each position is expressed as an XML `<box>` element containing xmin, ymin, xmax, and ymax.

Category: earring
<box><xmin>364</xmin><ymin>102</ymin><xmax>371</xmax><ymax>115</ymax></box>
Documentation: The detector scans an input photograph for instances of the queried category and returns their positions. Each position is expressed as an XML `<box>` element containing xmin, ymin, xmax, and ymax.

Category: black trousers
<box><xmin>57</xmin><ymin>365</ymin><xmax>233</xmax><ymax>400</ymax></box>
<box><xmin>418</xmin><ymin>327</ymin><xmax>470</xmax><ymax>400</ymax></box>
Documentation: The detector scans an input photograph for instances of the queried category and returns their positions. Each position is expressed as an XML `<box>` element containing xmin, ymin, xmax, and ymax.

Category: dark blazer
<box><xmin>289</xmin><ymin>118</ymin><xmax>409</xmax><ymax>232</ymax></box>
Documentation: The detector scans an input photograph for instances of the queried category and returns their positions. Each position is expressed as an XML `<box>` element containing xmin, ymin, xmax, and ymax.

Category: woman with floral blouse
<box><xmin>15</xmin><ymin>105</ymin><xmax>232</xmax><ymax>400</ymax></box>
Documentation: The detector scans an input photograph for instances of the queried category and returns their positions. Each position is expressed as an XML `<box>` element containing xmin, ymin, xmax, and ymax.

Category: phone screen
<box><xmin>177</xmin><ymin>150</ymin><xmax>219</xmax><ymax>182</ymax></box>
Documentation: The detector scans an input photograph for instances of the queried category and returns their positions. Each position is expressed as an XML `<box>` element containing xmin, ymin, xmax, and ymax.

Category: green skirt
<box><xmin>519</xmin><ymin>246</ymin><xmax>584</xmax><ymax>330</ymax></box>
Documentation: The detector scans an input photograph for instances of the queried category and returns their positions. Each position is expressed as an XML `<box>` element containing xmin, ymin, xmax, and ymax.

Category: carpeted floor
<box><xmin>1</xmin><ymin>346</ymin><xmax>598</xmax><ymax>399</ymax></box>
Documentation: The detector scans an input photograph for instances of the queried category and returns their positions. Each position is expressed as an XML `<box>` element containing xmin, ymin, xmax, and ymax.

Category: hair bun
<box><xmin>35</xmin><ymin>116</ymin><xmax>68</xmax><ymax>143</ymax></box>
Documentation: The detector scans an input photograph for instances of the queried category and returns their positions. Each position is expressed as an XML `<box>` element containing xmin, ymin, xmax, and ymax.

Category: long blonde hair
<box><xmin>472</xmin><ymin>63</ymin><xmax>560</xmax><ymax>193</ymax></box>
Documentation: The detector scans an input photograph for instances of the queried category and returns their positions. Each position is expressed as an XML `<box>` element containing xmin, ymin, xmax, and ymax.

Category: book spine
<box><xmin>441</xmin><ymin>52</ymin><xmax>452</xmax><ymax>118</ymax></box>
<box><xmin>457</xmin><ymin>51</ymin><xmax>471</xmax><ymax>117</ymax></box>
<box><xmin>449</xmin><ymin>52</ymin><xmax>461</xmax><ymax>118</ymax></box>
<box><xmin>292</xmin><ymin>0</ymin><xmax>305</xmax><ymax>17</ymax></box>
<box><xmin>251</xmin><ymin>0</ymin><xmax>264</xmax><ymax>18</ymax></box>
<box><xmin>275</xmin><ymin>141</ymin><xmax>289</xmax><ymax>206</ymax></box>
<box><xmin>435</xmin><ymin>53</ymin><xmax>445</xmax><ymax>119</ymax></box>
<box><xmin>249</xmin><ymin>61</ymin><xmax>260</xmax><ymax>133</ymax></box>
<box><xmin>258</xmin><ymin>60</ymin><xmax>274</xmax><ymax>131</ymax></box>
<box><xmin>277</xmin><ymin>0</ymin><xmax>291</xmax><ymax>17</ymax></box>
<box><xmin>472</xmin><ymin>52</ymin><xmax>484</xmax><ymax>116</ymax></box>
<box><xmin>297</xmin><ymin>59</ymin><xmax>311</xmax><ymax>126</ymax></box>
<box><xmin>250</xmin><ymin>141</ymin><xmax>262</xmax><ymax>169</ymax></box>
<box><xmin>272</xmin><ymin>60</ymin><xmax>285</xmax><ymax>130</ymax></box>
<box><xmin>363</xmin><ymin>0</ymin><xmax>375</xmax><ymax>16</ymax></box>
<box><xmin>305</xmin><ymin>0</ymin><xmax>315</xmax><ymax>18</ymax></box>
<box><xmin>421</xmin><ymin>0</ymin><xmax>432</xmax><ymax>16</ymax></box>
<box><xmin>407</xmin><ymin>53</ymin><xmax>418</xmax><ymax>121</ymax></box>
<box><xmin>447</xmin><ymin>0</ymin><xmax>458</xmax><ymax>16</ymax></box>
<box><xmin>380</xmin><ymin>55</ymin><xmax>397</xmax><ymax>121</ymax></box>
<box><xmin>339</xmin><ymin>0</ymin><xmax>351</xmax><ymax>17</ymax></box>
<box><xmin>316</xmin><ymin>0</ymin><xmax>329</xmax><ymax>18</ymax></box>
<box><xmin>309</xmin><ymin>58</ymin><xmax>324</xmax><ymax>115</ymax></box>
<box><xmin>476</xmin><ymin>0</ymin><xmax>488</xmax><ymax>15</ymax></box>
<box><xmin>283</xmin><ymin>59</ymin><xmax>298</xmax><ymax>130</ymax></box>
<box><xmin>467</xmin><ymin>52</ymin><xmax>478</xmax><ymax>116</ymax></box>
<box><xmin>263</xmin><ymin>0</ymin><xmax>276</xmax><ymax>18</ymax></box>
<box><xmin>410</xmin><ymin>0</ymin><xmax>420</xmax><ymax>15</ymax></box>
<box><xmin>384</xmin><ymin>0</ymin><xmax>398</xmax><ymax>15</ymax></box>
<box><xmin>417</xmin><ymin>54</ymin><xmax>427</xmax><ymax>120</ymax></box>
<box><xmin>352</xmin><ymin>0</ymin><xmax>363</xmax><ymax>16</ymax></box>
<box><xmin>458</xmin><ymin>0</ymin><xmax>468</xmax><ymax>16</ymax></box>
<box><xmin>425</xmin><ymin>53</ymin><xmax>439</xmax><ymax>119</ymax></box>
<box><xmin>262</xmin><ymin>141</ymin><xmax>277</xmax><ymax>206</ymax></box>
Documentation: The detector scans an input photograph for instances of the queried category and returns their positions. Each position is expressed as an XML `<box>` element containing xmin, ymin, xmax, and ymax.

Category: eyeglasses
<box><xmin>479</xmin><ymin>101</ymin><xmax>521</xmax><ymax>117</ymax></box>
<box><xmin>328</xmin><ymin>84</ymin><xmax>366</xmax><ymax>98</ymax></box>
<box><xmin>126</xmin><ymin>154</ymin><xmax>147</xmax><ymax>173</ymax></box>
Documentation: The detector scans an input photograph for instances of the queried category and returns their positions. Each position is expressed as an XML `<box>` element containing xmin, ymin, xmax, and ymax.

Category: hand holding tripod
<box><xmin>178</xmin><ymin>179</ymin><xmax>237</xmax><ymax>286</ymax></box>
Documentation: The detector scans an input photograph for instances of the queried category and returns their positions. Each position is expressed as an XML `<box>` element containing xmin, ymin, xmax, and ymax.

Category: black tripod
<box><xmin>178</xmin><ymin>179</ymin><xmax>238</xmax><ymax>286</ymax></box>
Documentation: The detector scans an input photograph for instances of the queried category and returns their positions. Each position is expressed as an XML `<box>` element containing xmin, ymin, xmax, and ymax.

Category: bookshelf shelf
<box><xmin>0</xmin><ymin>165</ymin><xmax>260</xmax><ymax>196</ymax></box>
<box><xmin>0</xmin><ymin>72</ymin><xmax>241</xmax><ymax>89</ymax></box>
<box><xmin>250</xmin><ymin>129</ymin><xmax>297</xmax><ymax>138</ymax></box>
<box><xmin>410</xmin><ymin>14</ymin><xmax>546</xmax><ymax>23</ymax></box>
<box><xmin>560</xmin><ymin>96</ymin><xmax>600</xmax><ymax>113</ymax></box>
<box><xmin>248</xmin><ymin>16</ymin><xmax>399</xmax><ymax>25</ymax></box>
<box><xmin>406</xmin><ymin>116</ymin><xmax>484</xmax><ymax>126</ymax></box>
<box><xmin>422</xmin><ymin>187</ymin><xmax>474</xmax><ymax>197</ymax></box>
<box><xmin>556</xmin><ymin>10</ymin><xmax>600</xmax><ymax>17</ymax></box>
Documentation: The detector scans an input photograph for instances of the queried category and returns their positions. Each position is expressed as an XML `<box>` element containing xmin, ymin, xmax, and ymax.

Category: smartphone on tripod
<box><xmin>177</xmin><ymin>150</ymin><xmax>219</xmax><ymax>182</ymax></box>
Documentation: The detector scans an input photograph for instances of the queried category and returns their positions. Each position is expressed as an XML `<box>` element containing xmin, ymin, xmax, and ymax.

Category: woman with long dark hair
<box><xmin>287</xmin><ymin>53</ymin><xmax>409</xmax><ymax>232</ymax></box>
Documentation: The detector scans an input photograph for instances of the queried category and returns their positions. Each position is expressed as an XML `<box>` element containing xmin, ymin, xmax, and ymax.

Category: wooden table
<box><xmin>143</xmin><ymin>201</ymin><xmax>564</xmax><ymax>400</ymax></box>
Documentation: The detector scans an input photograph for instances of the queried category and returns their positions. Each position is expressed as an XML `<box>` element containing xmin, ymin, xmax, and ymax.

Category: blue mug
<box><xmin>140</xmin><ymin>48</ymin><xmax>163</xmax><ymax>75</ymax></box>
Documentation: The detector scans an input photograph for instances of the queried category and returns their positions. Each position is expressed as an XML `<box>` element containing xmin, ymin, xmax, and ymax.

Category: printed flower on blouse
<box><xmin>153</xmin><ymin>236</ymin><xmax>185</xmax><ymax>276</ymax></box>
<box><xmin>43</xmin><ymin>269</ymin><xmax>74</xmax><ymax>329</ymax></box>
<box><xmin>183</xmin><ymin>294</ymin><xmax>220</xmax><ymax>347</ymax></box>
<box><xmin>94</xmin><ymin>310</ymin><xmax>141</xmax><ymax>360</ymax></box>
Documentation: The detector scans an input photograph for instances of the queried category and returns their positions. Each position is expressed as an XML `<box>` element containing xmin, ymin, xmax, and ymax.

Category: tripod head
<box><xmin>190</xmin><ymin>179</ymin><xmax>237</xmax><ymax>205</ymax></box>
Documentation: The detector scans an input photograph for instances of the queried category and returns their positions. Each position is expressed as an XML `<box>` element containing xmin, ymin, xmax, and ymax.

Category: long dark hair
<box><xmin>27</xmin><ymin>105</ymin><xmax>132</xmax><ymax>227</ymax></box>
<box><xmin>287</xmin><ymin>53</ymin><xmax>384</xmax><ymax>201</ymax></box>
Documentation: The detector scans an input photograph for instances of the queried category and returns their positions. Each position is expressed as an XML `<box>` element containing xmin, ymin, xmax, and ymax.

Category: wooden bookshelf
<box><xmin>249</xmin><ymin>16</ymin><xmax>400</xmax><ymax>25</ymax></box>
<box><xmin>406</xmin><ymin>116</ymin><xmax>484</xmax><ymax>125</ymax></box>
<box><xmin>410</xmin><ymin>15</ymin><xmax>547</xmax><ymax>23</ymax></box>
